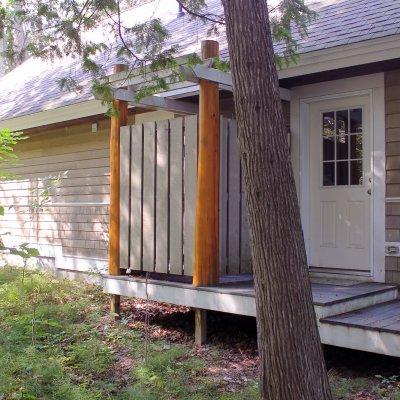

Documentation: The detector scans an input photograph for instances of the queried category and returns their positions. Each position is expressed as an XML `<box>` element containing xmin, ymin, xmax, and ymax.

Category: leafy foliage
<box><xmin>0</xmin><ymin>129</ymin><xmax>39</xmax><ymax>260</ymax></box>
<box><xmin>0</xmin><ymin>266</ymin><xmax>261</xmax><ymax>399</ymax></box>
<box><xmin>270</xmin><ymin>0</ymin><xmax>316</xmax><ymax>68</ymax></box>
<box><xmin>328</xmin><ymin>370</ymin><xmax>400</xmax><ymax>400</ymax></box>
<box><xmin>0</xmin><ymin>267</ymin><xmax>108</xmax><ymax>399</ymax></box>
<box><xmin>0</xmin><ymin>128</ymin><xmax>25</xmax><ymax>179</ymax></box>
<box><xmin>9</xmin><ymin>242</ymin><xmax>40</xmax><ymax>259</ymax></box>
<box><xmin>28</xmin><ymin>171</ymin><xmax>67</xmax><ymax>214</ymax></box>
<box><xmin>68</xmin><ymin>338</ymin><xmax>115</xmax><ymax>374</ymax></box>
<box><xmin>0</xmin><ymin>0</ymin><xmax>316</xmax><ymax>111</ymax></box>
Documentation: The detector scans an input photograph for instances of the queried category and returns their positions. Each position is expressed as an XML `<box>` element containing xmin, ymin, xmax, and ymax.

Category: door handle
<box><xmin>367</xmin><ymin>188</ymin><xmax>371</xmax><ymax>195</ymax></box>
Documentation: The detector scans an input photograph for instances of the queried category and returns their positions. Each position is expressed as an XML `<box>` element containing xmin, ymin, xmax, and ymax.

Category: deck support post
<box><xmin>193</xmin><ymin>40</ymin><xmax>220</xmax><ymax>287</ymax></box>
<box><xmin>109</xmin><ymin>64</ymin><xmax>128</xmax><ymax>317</ymax></box>
<box><xmin>195</xmin><ymin>308</ymin><xmax>207</xmax><ymax>346</ymax></box>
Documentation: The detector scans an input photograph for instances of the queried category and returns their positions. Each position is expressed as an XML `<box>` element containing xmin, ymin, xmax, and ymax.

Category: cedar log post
<box><xmin>193</xmin><ymin>40</ymin><xmax>220</xmax><ymax>288</ymax></box>
<box><xmin>109</xmin><ymin>64</ymin><xmax>128</xmax><ymax>316</ymax></box>
<box><xmin>193</xmin><ymin>40</ymin><xmax>220</xmax><ymax>346</ymax></box>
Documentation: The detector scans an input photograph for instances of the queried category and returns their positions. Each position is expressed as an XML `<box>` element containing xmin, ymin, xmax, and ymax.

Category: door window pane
<box><xmin>350</xmin><ymin>160</ymin><xmax>363</xmax><ymax>185</ymax></box>
<box><xmin>337</xmin><ymin>161</ymin><xmax>349</xmax><ymax>185</ymax></box>
<box><xmin>322</xmin><ymin>108</ymin><xmax>363</xmax><ymax>187</ymax></box>
<box><xmin>336</xmin><ymin>110</ymin><xmax>348</xmax><ymax>136</ymax></box>
<box><xmin>350</xmin><ymin>108</ymin><xmax>362</xmax><ymax>133</ymax></box>
<box><xmin>323</xmin><ymin>112</ymin><xmax>335</xmax><ymax>137</ymax></box>
<box><xmin>323</xmin><ymin>162</ymin><xmax>335</xmax><ymax>186</ymax></box>
<box><xmin>323</xmin><ymin>137</ymin><xmax>335</xmax><ymax>161</ymax></box>
<box><xmin>350</xmin><ymin>134</ymin><xmax>362</xmax><ymax>159</ymax></box>
<box><xmin>336</xmin><ymin>135</ymin><xmax>348</xmax><ymax>160</ymax></box>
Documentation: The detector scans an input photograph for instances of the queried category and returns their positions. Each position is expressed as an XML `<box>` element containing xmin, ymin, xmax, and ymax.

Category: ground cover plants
<box><xmin>0</xmin><ymin>266</ymin><xmax>400</xmax><ymax>399</ymax></box>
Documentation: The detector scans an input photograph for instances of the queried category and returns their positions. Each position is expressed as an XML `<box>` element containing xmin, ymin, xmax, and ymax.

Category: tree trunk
<box><xmin>221</xmin><ymin>1</ymin><xmax>333</xmax><ymax>399</ymax></box>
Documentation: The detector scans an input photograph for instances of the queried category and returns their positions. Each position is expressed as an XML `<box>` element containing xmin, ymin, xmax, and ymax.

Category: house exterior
<box><xmin>1</xmin><ymin>0</ymin><xmax>399</xmax><ymax>284</ymax></box>
<box><xmin>1</xmin><ymin>0</ymin><xmax>400</xmax><ymax>354</ymax></box>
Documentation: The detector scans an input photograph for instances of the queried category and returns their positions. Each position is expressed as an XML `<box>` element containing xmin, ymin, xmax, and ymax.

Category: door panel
<box><xmin>321</xmin><ymin>201</ymin><xmax>336</xmax><ymax>247</ymax></box>
<box><xmin>309</xmin><ymin>96</ymin><xmax>371</xmax><ymax>272</ymax></box>
<box><xmin>347</xmin><ymin>201</ymin><xmax>364</xmax><ymax>249</ymax></box>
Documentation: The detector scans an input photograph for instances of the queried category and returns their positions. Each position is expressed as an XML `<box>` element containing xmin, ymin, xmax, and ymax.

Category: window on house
<box><xmin>322</xmin><ymin>108</ymin><xmax>363</xmax><ymax>187</ymax></box>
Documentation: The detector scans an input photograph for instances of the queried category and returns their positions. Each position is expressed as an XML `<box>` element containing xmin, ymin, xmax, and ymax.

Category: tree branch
<box><xmin>175</xmin><ymin>0</ymin><xmax>225</xmax><ymax>25</ymax></box>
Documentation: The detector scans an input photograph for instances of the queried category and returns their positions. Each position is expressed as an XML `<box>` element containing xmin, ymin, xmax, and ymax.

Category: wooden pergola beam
<box><xmin>105</xmin><ymin>61</ymin><xmax>291</xmax><ymax>109</ymax></box>
<box><xmin>112</xmin><ymin>89</ymin><xmax>198</xmax><ymax>114</ymax></box>
<box><xmin>109</xmin><ymin>64</ymin><xmax>128</xmax><ymax>317</ymax></box>
<box><xmin>180</xmin><ymin>64</ymin><xmax>233</xmax><ymax>87</ymax></box>
<box><xmin>181</xmin><ymin>64</ymin><xmax>292</xmax><ymax>101</ymax></box>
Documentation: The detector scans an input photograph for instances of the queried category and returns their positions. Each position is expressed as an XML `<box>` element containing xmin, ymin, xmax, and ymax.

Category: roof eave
<box><xmin>278</xmin><ymin>33</ymin><xmax>400</xmax><ymax>81</ymax></box>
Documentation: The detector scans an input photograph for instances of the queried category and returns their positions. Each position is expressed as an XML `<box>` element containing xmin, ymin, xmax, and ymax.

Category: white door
<box><xmin>309</xmin><ymin>96</ymin><xmax>372</xmax><ymax>273</ymax></box>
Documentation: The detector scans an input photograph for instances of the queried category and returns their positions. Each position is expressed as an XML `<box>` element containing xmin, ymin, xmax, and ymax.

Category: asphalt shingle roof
<box><xmin>0</xmin><ymin>0</ymin><xmax>399</xmax><ymax>122</ymax></box>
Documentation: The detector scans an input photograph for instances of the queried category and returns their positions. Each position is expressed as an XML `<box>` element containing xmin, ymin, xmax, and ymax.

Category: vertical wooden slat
<box><xmin>119</xmin><ymin>125</ymin><xmax>131</xmax><ymax>269</ymax></box>
<box><xmin>228</xmin><ymin>119</ymin><xmax>241</xmax><ymax>275</ymax></box>
<box><xmin>155</xmin><ymin>120</ymin><xmax>169</xmax><ymax>273</ymax></box>
<box><xmin>169</xmin><ymin>117</ymin><xmax>184</xmax><ymax>275</ymax></box>
<box><xmin>184</xmin><ymin>115</ymin><xmax>198</xmax><ymax>277</ymax></box>
<box><xmin>193</xmin><ymin>40</ymin><xmax>220</xmax><ymax>286</ymax></box>
<box><xmin>142</xmin><ymin>122</ymin><xmax>156</xmax><ymax>271</ymax></box>
<box><xmin>130</xmin><ymin>124</ymin><xmax>143</xmax><ymax>269</ymax></box>
<box><xmin>219</xmin><ymin>117</ymin><xmax>229</xmax><ymax>276</ymax></box>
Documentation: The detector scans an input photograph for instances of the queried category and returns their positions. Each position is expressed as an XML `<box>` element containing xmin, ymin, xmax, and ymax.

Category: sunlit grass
<box><xmin>0</xmin><ymin>266</ymin><xmax>258</xmax><ymax>400</ymax></box>
<box><xmin>2</xmin><ymin>265</ymin><xmax>398</xmax><ymax>400</ymax></box>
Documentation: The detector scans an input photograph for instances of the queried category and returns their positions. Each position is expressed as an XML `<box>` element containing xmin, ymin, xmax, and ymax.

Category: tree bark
<box><xmin>221</xmin><ymin>1</ymin><xmax>333</xmax><ymax>399</ymax></box>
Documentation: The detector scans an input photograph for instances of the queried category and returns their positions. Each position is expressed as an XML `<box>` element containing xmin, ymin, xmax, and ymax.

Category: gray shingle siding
<box><xmin>386</xmin><ymin>70</ymin><xmax>400</xmax><ymax>284</ymax></box>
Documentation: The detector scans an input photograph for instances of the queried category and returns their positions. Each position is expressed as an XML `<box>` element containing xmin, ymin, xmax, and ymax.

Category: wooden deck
<box><xmin>103</xmin><ymin>274</ymin><xmax>397</xmax><ymax>307</ymax></box>
<box><xmin>103</xmin><ymin>274</ymin><xmax>400</xmax><ymax>356</ymax></box>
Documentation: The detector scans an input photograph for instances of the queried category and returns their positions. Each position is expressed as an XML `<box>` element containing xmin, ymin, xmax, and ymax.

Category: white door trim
<box><xmin>297</xmin><ymin>88</ymin><xmax>385</xmax><ymax>282</ymax></box>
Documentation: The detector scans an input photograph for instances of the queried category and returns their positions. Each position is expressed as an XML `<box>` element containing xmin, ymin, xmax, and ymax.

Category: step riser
<box><xmin>315</xmin><ymin>289</ymin><xmax>398</xmax><ymax>320</ymax></box>
<box><xmin>319</xmin><ymin>323</ymin><xmax>400</xmax><ymax>357</ymax></box>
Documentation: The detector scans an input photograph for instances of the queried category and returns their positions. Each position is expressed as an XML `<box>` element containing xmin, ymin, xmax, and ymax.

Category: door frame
<box><xmin>295</xmin><ymin>84</ymin><xmax>385</xmax><ymax>282</ymax></box>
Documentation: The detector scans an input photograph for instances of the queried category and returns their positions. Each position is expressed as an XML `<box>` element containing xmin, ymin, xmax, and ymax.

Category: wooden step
<box><xmin>313</xmin><ymin>283</ymin><xmax>398</xmax><ymax>319</ymax></box>
<box><xmin>321</xmin><ymin>299</ymin><xmax>400</xmax><ymax>334</ymax></box>
<box><xmin>319</xmin><ymin>300</ymin><xmax>400</xmax><ymax>357</ymax></box>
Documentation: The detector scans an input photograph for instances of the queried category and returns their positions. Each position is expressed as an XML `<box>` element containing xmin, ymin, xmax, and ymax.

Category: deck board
<box><xmin>205</xmin><ymin>281</ymin><xmax>397</xmax><ymax>305</ymax></box>
<box><xmin>311</xmin><ymin>283</ymin><xmax>397</xmax><ymax>306</ymax></box>
<box><xmin>321</xmin><ymin>300</ymin><xmax>400</xmax><ymax>334</ymax></box>
<box><xmin>104</xmin><ymin>275</ymin><xmax>397</xmax><ymax>305</ymax></box>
